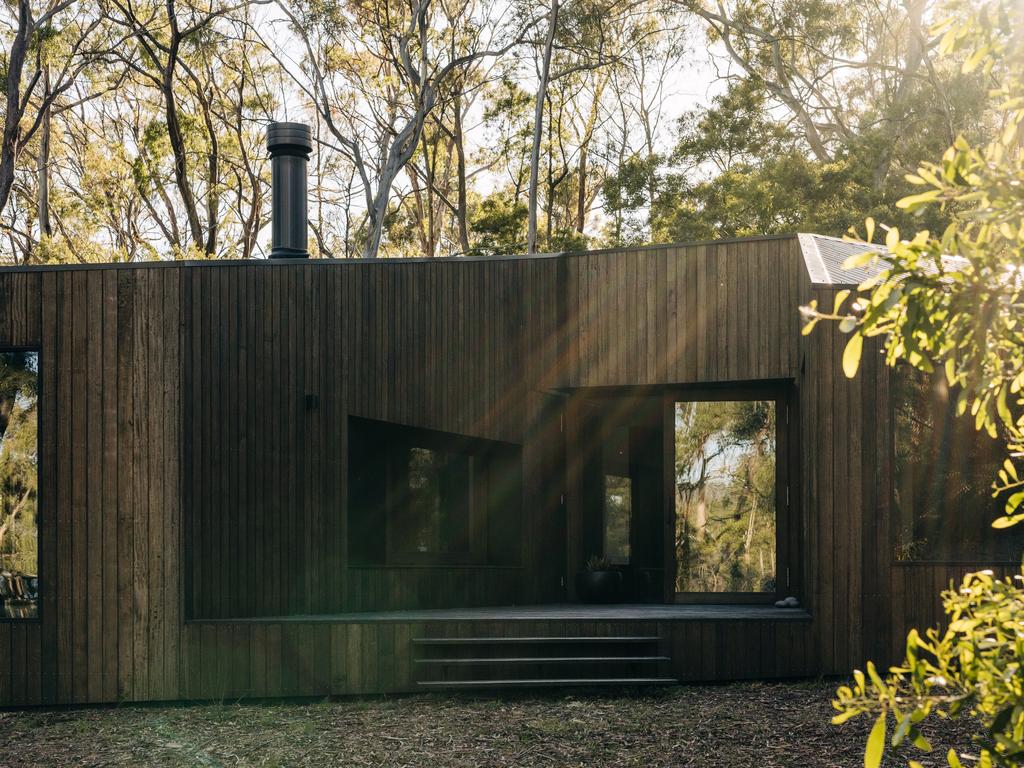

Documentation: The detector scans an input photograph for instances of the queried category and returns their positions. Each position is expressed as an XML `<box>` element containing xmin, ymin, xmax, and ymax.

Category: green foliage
<box><xmin>833</xmin><ymin>570</ymin><xmax>1024</xmax><ymax>768</ymax></box>
<box><xmin>468</xmin><ymin>193</ymin><xmax>528</xmax><ymax>255</ymax></box>
<box><xmin>800</xmin><ymin>2</ymin><xmax>1024</xmax><ymax>765</ymax></box>
<box><xmin>804</xmin><ymin>0</ymin><xmax>1024</xmax><ymax>524</ymax></box>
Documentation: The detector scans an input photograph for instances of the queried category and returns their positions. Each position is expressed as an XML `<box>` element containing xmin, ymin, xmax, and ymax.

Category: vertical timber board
<box><xmin>0</xmin><ymin>271</ymin><xmax>41</xmax><ymax>347</ymax></box>
<box><xmin>70</xmin><ymin>271</ymin><xmax>88</xmax><ymax>702</ymax></box>
<box><xmin>40</xmin><ymin>273</ymin><xmax>58</xmax><ymax>703</ymax></box>
<box><xmin>115</xmin><ymin>269</ymin><xmax>135</xmax><ymax>700</ymax></box>
<box><xmin>86</xmin><ymin>269</ymin><xmax>104</xmax><ymax>702</ymax></box>
<box><xmin>100</xmin><ymin>270</ymin><xmax>119</xmax><ymax>701</ymax></box>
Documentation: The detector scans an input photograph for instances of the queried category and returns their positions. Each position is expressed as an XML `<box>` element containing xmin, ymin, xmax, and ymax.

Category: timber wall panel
<box><xmin>0</xmin><ymin>267</ymin><xmax>181</xmax><ymax>705</ymax></box>
<box><xmin>0</xmin><ymin>234</ymin><xmax>915</xmax><ymax>704</ymax></box>
<box><xmin>182</xmin><ymin>258</ymin><xmax>564</xmax><ymax>620</ymax></box>
<box><xmin>569</xmin><ymin>240</ymin><xmax>801</xmax><ymax>388</ymax></box>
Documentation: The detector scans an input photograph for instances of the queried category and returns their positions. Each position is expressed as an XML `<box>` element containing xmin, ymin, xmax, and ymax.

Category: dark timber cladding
<box><xmin>0</xmin><ymin>234</ymin><xmax>964</xmax><ymax>705</ymax></box>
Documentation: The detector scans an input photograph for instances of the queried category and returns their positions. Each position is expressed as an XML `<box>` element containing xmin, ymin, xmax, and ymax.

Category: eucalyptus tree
<box><xmin>100</xmin><ymin>0</ymin><xmax>273</xmax><ymax>257</ymax></box>
<box><xmin>523</xmin><ymin>0</ymin><xmax>681</xmax><ymax>252</ymax></box>
<box><xmin>0</xmin><ymin>0</ymin><xmax>126</xmax><ymax>261</ymax></box>
<box><xmin>272</xmin><ymin>0</ymin><xmax>536</xmax><ymax>259</ymax></box>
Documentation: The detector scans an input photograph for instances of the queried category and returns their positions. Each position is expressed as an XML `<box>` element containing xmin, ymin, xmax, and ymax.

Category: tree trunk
<box><xmin>163</xmin><ymin>73</ymin><xmax>204</xmax><ymax>249</ymax></box>
<box><xmin>200</xmin><ymin>94</ymin><xmax>219</xmax><ymax>256</ymax></box>
<box><xmin>526</xmin><ymin>0</ymin><xmax>559</xmax><ymax>254</ymax></box>
<box><xmin>37</xmin><ymin>67</ymin><xmax>52</xmax><ymax>245</ymax></box>
<box><xmin>160</xmin><ymin>6</ymin><xmax>204</xmax><ymax>253</ymax></box>
<box><xmin>453</xmin><ymin>93</ymin><xmax>470</xmax><ymax>253</ymax></box>
<box><xmin>0</xmin><ymin>0</ymin><xmax>32</xmax><ymax>217</ymax></box>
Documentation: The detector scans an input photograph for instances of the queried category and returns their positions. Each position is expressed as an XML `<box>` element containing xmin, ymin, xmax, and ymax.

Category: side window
<box><xmin>893</xmin><ymin>367</ymin><xmax>1023</xmax><ymax>562</ymax></box>
<box><xmin>0</xmin><ymin>351</ymin><xmax>39</xmax><ymax>620</ymax></box>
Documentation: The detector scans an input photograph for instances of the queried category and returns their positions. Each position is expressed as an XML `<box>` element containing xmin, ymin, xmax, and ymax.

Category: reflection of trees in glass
<box><xmin>894</xmin><ymin>368</ymin><xmax>1022</xmax><ymax>562</ymax></box>
<box><xmin>403</xmin><ymin>447</ymin><xmax>470</xmax><ymax>555</ymax></box>
<box><xmin>675</xmin><ymin>399</ymin><xmax>775</xmax><ymax>593</ymax></box>
<box><xmin>603</xmin><ymin>474</ymin><xmax>631</xmax><ymax>564</ymax></box>
<box><xmin>0</xmin><ymin>352</ymin><xmax>38</xmax><ymax>576</ymax></box>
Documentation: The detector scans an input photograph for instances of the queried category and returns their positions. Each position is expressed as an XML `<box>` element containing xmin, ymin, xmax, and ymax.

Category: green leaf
<box><xmin>991</xmin><ymin>510</ymin><xmax>1024</xmax><ymax>529</ymax></box>
<box><xmin>832</xmin><ymin>709</ymin><xmax>860</xmax><ymax>725</ymax></box>
<box><xmin>913</xmin><ymin>731</ymin><xmax>932</xmax><ymax>751</ymax></box>
<box><xmin>947</xmin><ymin>749</ymin><xmax>962</xmax><ymax>768</ymax></box>
<box><xmin>1006</xmin><ymin>491</ymin><xmax>1024</xmax><ymax>515</ymax></box>
<box><xmin>997</xmin><ymin>386</ymin><xmax>1011</xmax><ymax>426</ymax></box>
<box><xmin>944</xmin><ymin>358</ymin><xmax>956</xmax><ymax>385</ymax></box>
<box><xmin>892</xmin><ymin>713</ymin><xmax>911</xmax><ymax>746</ymax></box>
<box><xmin>842</xmin><ymin>250</ymin><xmax>877</xmax><ymax>270</ymax></box>
<box><xmin>865</xmin><ymin>713</ymin><xmax>886</xmax><ymax>768</ymax></box>
<box><xmin>833</xmin><ymin>289</ymin><xmax>851</xmax><ymax>315</ymax></box>
<box><xmin>896</xmin><ymin>189</ymin><xmax>942</xmax><ymax>209</ymax></box>
<box><xmin>843</xmin><ymin>334</ymin><xmax>864</xmax><ymax>379</ymax></box>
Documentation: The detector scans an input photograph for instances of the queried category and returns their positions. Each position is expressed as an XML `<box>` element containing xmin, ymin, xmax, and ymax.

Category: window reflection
<box><xmin>399</xmin><ymin>446</ymin><xmax>472</xmax><ymax>556</ymax></box>
<box><xmin>674</xmin><ymin>399</ymin><xmax>776</xmax><ymax>594</ymax></box>
<box><xmin>894</xmin><ymin>368</ymin><xmax>1023</xmax><ymax>562</ymax></box>
<box><xmin>0</xmin><ymin>351</ymin><xmax>39</xmax><ymax>620</ymax></box>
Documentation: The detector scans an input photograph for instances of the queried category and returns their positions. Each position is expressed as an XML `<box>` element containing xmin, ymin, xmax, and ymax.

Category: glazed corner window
<box><xmin>0</xmin><ymin>351</ymin><xmax>39</xmax><ymax>620</ymax></box>
<box><xmin>894</xmin><ymin>367</ymin><xmax>1024</xmax><ymax>562</ymax></box>
<box><xmin>347</xmin><ymin>418</ymin><xmax>522</xmax><ymax>566</ymax></box>
<box><xmin>674</xmin><ymin>397</ymin><xmax>779</xmax><ymax>596</ymax></box>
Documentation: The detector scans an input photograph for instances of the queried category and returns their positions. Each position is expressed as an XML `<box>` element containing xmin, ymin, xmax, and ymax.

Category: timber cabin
<box><xmin>0</xmin><ymin>125</ymin><xmax>1020</xmax><ymax>706</ymax></box>
<box><xmin>2</xmin><ymin>232</ymin><xmax>1021</xmax><ymax>706</ymax></box>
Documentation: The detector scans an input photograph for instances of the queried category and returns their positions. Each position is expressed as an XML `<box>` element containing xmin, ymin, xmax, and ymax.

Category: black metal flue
<box><xmin>266</xmin><ymin>122</ymin><xmax>312</xmax><ymax>259</ymax></box>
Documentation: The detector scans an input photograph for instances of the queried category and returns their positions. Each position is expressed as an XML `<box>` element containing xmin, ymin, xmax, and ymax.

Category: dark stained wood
<box><xmin>0</xmin><ymin>234</ymin><xmax>1005</xmax><ymax>704</ymax></box>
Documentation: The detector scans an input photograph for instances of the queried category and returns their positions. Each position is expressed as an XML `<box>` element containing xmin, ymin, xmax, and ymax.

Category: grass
<box><xmin>0</xmin><ymin>680</ymin><xmax>979</xmax><ymax>767</ymax></box>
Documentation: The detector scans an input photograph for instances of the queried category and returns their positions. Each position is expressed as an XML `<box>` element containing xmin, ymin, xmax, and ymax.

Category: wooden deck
<box><xmin>190</xmin><ymin>603</ymin><xmax>812</xmax><ymax>624</ymax></box>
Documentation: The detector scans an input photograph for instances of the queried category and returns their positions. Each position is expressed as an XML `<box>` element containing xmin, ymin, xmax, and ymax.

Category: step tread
<box><xmin>413</xmin><ymin>636</ymin><xmax>661</xmax><ymax>645</ymax></box>
<box><xmin>417</xmin><ymin>677</ymin><xmax>677</xmax><ymax>688</ymax></box>
<box><xmin>415</xmin><ymin>656</ymin><xmax>671</xmax><ymax>665</ymax></box>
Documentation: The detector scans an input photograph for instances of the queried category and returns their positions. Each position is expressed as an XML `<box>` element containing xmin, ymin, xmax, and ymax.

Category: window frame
<box><xmin>0</xmin><ymin>346</ymin><xmax>42</xmax><ymax>624</ymax></box>
<box><xmin>664</xmin><ymin>383</ymin><xmax>794</xmax><ymax>606</ymax></box>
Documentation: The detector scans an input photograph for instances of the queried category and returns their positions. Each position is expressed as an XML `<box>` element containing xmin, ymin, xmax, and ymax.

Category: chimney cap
<box><xmin>267</xmin><ymin>121</ymin><xmax>312</xmax><ymax>156</ymax></box>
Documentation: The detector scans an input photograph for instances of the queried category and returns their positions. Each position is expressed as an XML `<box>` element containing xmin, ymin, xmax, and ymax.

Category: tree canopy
<box><xmin>0</xmin><ymin>0</ymin><xmax>1003</xmax><ymax>261</ymax></box>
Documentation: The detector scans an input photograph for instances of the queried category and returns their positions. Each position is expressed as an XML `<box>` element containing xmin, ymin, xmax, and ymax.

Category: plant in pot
<box><xmin>575</xmin><ymin>556</ymin><xmax>622</xmax><ymax>604</ymax></box>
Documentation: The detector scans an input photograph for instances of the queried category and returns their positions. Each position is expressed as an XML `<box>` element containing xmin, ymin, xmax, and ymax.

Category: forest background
<box><xmin>0</xmin><ymin>0</ymin><xmax>992</xmax><ymax>263</ymax></box>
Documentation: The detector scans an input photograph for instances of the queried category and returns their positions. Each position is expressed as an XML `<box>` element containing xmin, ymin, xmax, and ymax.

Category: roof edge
<box><xmin>0</xmin><ymin>233</ymin><xmax>801</xmax><ymax>274</ymax></box>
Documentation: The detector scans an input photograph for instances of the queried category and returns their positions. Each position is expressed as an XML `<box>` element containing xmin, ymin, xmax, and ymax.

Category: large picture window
<box><xmin>348</xmin><ymin>418</ymin><xmax>522</xmax><ymax>566</ymax></box>
<box><xmin>0</xmin><ymin>351</ymin><xmax>39</xmax><ymax>620</ymax></box>
<box><xmin>673</xmin><ymin>394</ymin><xmax>781</xmax><ymax>598</ymax></box>
<box><xmin>894</xmin><ymin>368</ymin><xmax>1024</xmax><ymax>562</ymax></box>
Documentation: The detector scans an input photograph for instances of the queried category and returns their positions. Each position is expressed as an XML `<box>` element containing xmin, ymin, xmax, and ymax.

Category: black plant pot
<box><xmin>575</xmin><ymin>570</ymin><xmax>622</xmax><ymax>604</ymax></box>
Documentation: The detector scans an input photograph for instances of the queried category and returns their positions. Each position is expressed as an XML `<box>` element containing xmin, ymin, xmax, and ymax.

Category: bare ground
<box><xmin>0</xmin><ymin>681</ymin><xmax>979</xmax><ymax>768</ymax></box>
